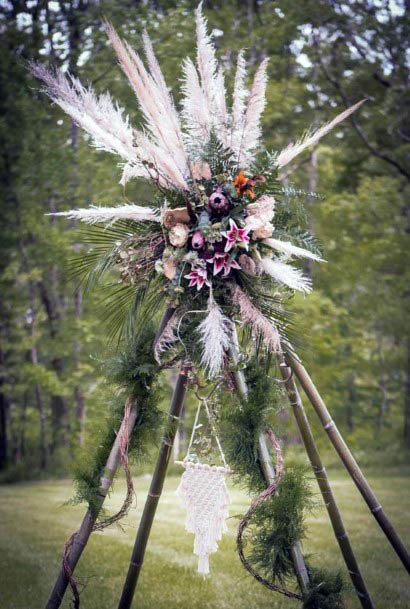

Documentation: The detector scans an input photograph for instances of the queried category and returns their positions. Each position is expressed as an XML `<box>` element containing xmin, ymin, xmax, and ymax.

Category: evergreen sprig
<box><xmin>72</xmin><ymin>325</ymin><xmax>164</xmax><ymax>516</ymax></box>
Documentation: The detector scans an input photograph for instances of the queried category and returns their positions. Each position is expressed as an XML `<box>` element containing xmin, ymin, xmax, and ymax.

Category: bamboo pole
<box><xmin>288</xmin><ymin>353</ymin><xmax>410</xmax><ymax>574</ymax></box>
<box><xmin>229</xmin><ymin>333</ymin><xmax>310</xmax><ymax>595</ymax></box>
<box><xmin>117</xmin><ymin>362</ymin><xmax>190</xmax><ymax>609</ymax></box>
<box><xmin>45</xmin><ymin>399</ymin><xmax>139</xmax><ymax>609</ymax></box>
<box><xmin>280</xmin><ymin>361</ymin><xmax>375</xmax><ymax>609</ymax></box>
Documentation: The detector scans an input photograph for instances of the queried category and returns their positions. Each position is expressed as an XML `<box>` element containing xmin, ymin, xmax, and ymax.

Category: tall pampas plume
<box><xmin>47</xmin><ymin>204</ymin><xmax>160</xmax><ymax>225</ymax></box>
<box><xmin>238</xmin><ymin>58</ymin><xmax>269</xmax><ymax>166</ymax></box>
<box><xmin>275</xmin><ymin>100</ymin><xmax>366</xmax><ymax>169</ymax></box>
<box><xmin>195</xmin><ymin>3</ymin><xmax>218</xmax><ymax>115</ymax></box>
<box><xmin>29</xmin><ymin>62</ymin><xmax>137</xmax><ymax>163</ymax></box>
<box><xmin>181</xmin><ymin>58</ymin><xmax>212</xmax><ymax>146</ymax></box>
<box><xmin>230</xmin><ymin>50</ymin><xmax>248</xmax><ymax>153</ymax></box>
<box><xmin>197</xmin><ymin>295</ymin><xmax>232</xmax><ymax>378</ymax></box>
<box><xmin>260</xmin><ymin>257</ymin><xmax>312</xmax><ymax>293</ymax></box>
<box><xmin>230</xmin><ymin>285</ymin><xmax>281</xmax><ymax>352</ymax></box>
<box><xmin>105</xmin><ymin>22</ymin><xmax>189</xmax><ymax>186</ymax></box>
<box><xmin>263</xmin><ymin>238</ymin><xmax>325</xmax><ymax>262</ymax></box>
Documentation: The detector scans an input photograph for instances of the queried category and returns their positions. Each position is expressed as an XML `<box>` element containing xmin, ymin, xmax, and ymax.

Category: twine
<box><xmin>63</xmin><ymin>399</ymin><xmax>135</xmax><ymax>608</ymax></box>
<box><xmin>236</xmin><ymin>429</ymin><xmax>303</xmax><ymax>601</ymax></box>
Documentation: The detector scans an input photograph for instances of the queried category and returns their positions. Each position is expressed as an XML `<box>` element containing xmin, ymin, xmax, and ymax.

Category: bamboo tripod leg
<box><xmin>45</xmin><ymin>400</ymin><xmax>139</xmax><ymax>609</ymax></box>
<box><xmin>280</xmin><ymin>363</ymin><xmax>375</xmax><ymax>609</ymax></box>
<box><xmin>289</xmin><ymin>354</ymin><xmax>410</xmax><ymax>574</ymax></box>
<box><xmin>229</xmin><ymin>336</ymin><xmax>310</xmax><ymax>595</ymax></box>
<box><xmin>117</xmin><ymin>363</ymin><xmax>190</xmax><ymax>609</ymax></box>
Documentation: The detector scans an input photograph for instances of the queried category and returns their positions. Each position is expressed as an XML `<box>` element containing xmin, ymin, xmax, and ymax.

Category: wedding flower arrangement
<box><xmin>31</xmin><ymin>4</ymin><xmax>368</xmax><ymax>603</ymax></box>
<box><xmin>30</xmin><ymin>4</ymin><xmax>362</xmax><ymax>379</ymax></box>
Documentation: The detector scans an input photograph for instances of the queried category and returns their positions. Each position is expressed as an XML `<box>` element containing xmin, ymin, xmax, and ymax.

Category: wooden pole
<box><xmin>229</xmin><ymin>333</ymin><xmax>310</xmax><ymax>595</ymax></box>
<box><xmin>288</xmin><ymin>353</ymin><xmax>410</xmax><ymax>574</ymax></box>
<box><xmin>280</xmin><ymin>361</ymin><xmax>375</xmax><ymax>609</ymax></box>
<box><xmin>45</xmin><ymin>399</ymin><xmax>139</xmax><ymax>609</ymax></box>
<box><xmin>117</xmin><ymin>363</ymin><xmax>190</xmax><ymax>609</ymax></box>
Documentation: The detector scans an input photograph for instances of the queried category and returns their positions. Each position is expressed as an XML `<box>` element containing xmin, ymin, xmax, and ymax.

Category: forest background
<box><xmin>1</xmin><ymin>0</ymin><xmax>409</xmax><ymax>483</ymax></box>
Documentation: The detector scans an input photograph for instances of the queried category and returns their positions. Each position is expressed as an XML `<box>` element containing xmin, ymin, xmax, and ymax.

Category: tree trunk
<box><xmin>404</xmin><ymin>339</ymin><xmax>410</xmax><ymax>448</ymax></box>
<box><xmin>0</xmin><ymin>348</ymin><xmax>8</xmax><ymax>470</ymax></box>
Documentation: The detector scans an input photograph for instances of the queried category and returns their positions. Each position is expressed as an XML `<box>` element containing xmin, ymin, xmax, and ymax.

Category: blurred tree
<box><xmin>0</xmin><ymin>0</ymin><xmax>408</xmax><ymax>479</ymax></box>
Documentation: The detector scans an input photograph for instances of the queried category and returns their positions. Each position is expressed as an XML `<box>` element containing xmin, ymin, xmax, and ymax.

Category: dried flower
<box><xmin>162</xmin><ymin>207</ymin><xmax>191</xmax><ymax>228</ymax></box>
<box><xmin>164</xmin><ymin>257</ymin><xmax>178</xmax><ymax>279</ymax></box>
<box><xmin>238</xmin><ymin>254</ymin><xmax>256</xmax><ymax>275</ymax></box>
<box><xmin>169</xmin><ymin>223</ymin><xmax>189</xmax><ymax>247</ymax></box>
<box><xmin>253</xmin><ymin>222</ymin><xmax>274</xmax><ymax>239</ymax></box>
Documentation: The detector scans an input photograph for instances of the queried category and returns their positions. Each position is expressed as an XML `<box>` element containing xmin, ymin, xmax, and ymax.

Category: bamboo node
<box><xmin>371</xmin><ymin>505</ymin><xmax>382</xmax><ymax>513</ymax></box>
<box><xmin>324</xmin><ymin>420</ymin><xmax>336</xmax><ymax>430</ymax></box>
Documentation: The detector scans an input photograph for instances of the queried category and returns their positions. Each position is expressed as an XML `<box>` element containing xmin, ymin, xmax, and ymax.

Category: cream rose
<box><xmin>169</xmin><ymin>223</ymin><xmax>189</xmax><ymax>248</ymax></box>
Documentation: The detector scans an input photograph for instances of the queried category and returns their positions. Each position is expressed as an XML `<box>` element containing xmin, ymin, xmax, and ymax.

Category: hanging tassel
<box><xmin>177</xmin><ymin>462</ymin><xmax>231</xmax><ymax>575</ymax></box>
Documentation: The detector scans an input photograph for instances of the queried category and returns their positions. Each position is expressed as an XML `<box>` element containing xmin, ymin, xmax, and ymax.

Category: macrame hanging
<box><xmin>176</xmin><ymin>388</ymin><xmax>231</xmax><ymax>575</ymax></box>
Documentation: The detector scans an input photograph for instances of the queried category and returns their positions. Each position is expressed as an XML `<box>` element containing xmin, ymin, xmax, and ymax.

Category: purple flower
<box><xmin>221</xmin><ymin>219</ymin><xmax>250</xmax><ymax>252</ymax></box>
<box><xmin>209</xmin><ymin>252</ymin><xmax>241</xmax><ymax>277</ymax></box>
<box><xmin>191</xmin><ymin>229</ymin><xmax>205</xmax><ymax>250</ymax></box>
<box><xmin>207</xmin><ymin>188</ymin><xmax>229</xmax><ymax>213</ymax></box>
<box><xmin>185</xmin><ymin>267</ymin><xmax>209</xmax><ymax>290</ymax></box>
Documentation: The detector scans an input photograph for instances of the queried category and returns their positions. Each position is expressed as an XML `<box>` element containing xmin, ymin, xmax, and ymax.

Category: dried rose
<box><xmin>169</xmin><ymin>223</ymin><xmax>189</xmax><ymax>248</ymax></box>
<box><xmin>162</xmin><ymin>207</ymin><xmax>191</xmax><ymax>229</ymax></box>
<box><xmin>238</xmin><ymin>254</ymin><xmax>257</xmax><ymax>275</ymax></box>
<box><xmin>164</xmin><ymin>257</ymin><xmax>178</xmax><ymax>279</ymax></box>
<box><xmin>252</xmin><ymin>223</ymin><xmax>274</xmax><ymax>239</ymax></box>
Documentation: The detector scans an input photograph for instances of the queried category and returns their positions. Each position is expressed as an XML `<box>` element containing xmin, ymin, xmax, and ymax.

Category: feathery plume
<box><xmin>195</xmin><ymin>3</ymin><xmax>218</xmax><ymax>116</ymax></box>
<box><xmin>181</xmin><ymin>58</ymin><xmax>211</xmax><ymax>144</ymax></box>
<box><xmin>197</xmin><ymin>295</ymin><xmax>232</xmax><ymax>378</ymax></box>
<box><xmin>153</xmin><ymin>309</ymin><xmax>182</xmax><ymax>364</ymax></box>
<box><xmin>230</xmin><ymin>50</ymin><xmax>248</xmax><ymax>153</ymax></box>
<box><xmin>213</xmin><ymin>67</ymin><xmax>229</xmax><ymax>146</ymax></box>
<box><xmin>238</xmin><ymin>58</ymin><xmax>269</xmax><ymax>166</ymax></box>
<box><xmin>263</xmin><ymin>238</ymin><xmax>324</xmax><ymax>262</ymax></box>
<box><xmin>275</xmin><ymin>100</ymin><xmax>366</xmax><ymax>169</ymax></box>
<box><xmin>230</xmin><ymin>285</ymin><xmax>280</xmax><ymax>352</ymax></box>
<box><xmin>30</xmin><ymin>62</ymin><xmax>137</xmax><ymax>163</ymax></box>
<box><xmin>260</xmin><ymin>257</ymin><xmax>312</xmax><ymax>293</ymax></box>
<box><xmin>106</xmin><ymin>23</ymin><xmax>189</xmax><ymax>186</ymax></box>
<box><xmin>46</xmin><ymin>204</ymin><xmax>160</xmax><ymax>225</ymax></box>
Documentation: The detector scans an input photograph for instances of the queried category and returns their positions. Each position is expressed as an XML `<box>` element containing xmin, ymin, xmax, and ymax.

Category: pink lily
<box><xmin>184</xmin><ymin>267</ymin><xmax>210</xmax><ymax>290</ymax></box>
<box><xmin>210</xmin><ymin>252</ymin><xmax>241</xmax><ymax>277</ymax></box>
<box><xmin>222</xmin><ymin>219</ymin><xmax>250</xmax><ymax>252</ymax></box>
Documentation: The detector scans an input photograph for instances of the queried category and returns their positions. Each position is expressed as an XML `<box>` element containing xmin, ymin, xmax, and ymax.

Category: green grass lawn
<box><xmin>1</xmin><ymin>468</ymin><xmax>409</xmax><ymax>609</ymax></box>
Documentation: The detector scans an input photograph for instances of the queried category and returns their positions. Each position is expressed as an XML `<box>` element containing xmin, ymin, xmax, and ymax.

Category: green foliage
<box><xmin>72</xmin><ymin>326</ymin><xmax>164</xmax><ymax>515</ymax></box>
<box><xmin>247</xmin><ymin>468</ymin><xmax>314</xmax><ymax>581</ymax></box>
<box><xmin>303</xmin><ymin>568</ymin><xmax>344</xmax><ymax>609</ymax></box>
<box><xmin>219</xmin><ymin>361</ymin><xmax>284</xmax><ymax>492</ymax></box>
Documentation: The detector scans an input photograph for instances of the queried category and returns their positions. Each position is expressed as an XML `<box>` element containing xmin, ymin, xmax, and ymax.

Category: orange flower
<box><xmin>233</xmin><ymin>171</ymin><xmax>257</xmax><ymax>198</ymax></box>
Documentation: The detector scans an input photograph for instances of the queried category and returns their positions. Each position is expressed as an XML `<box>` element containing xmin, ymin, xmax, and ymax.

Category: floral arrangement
<box><xmin>30</xmin><ymin>3</ymin><xmax>363</xmax><ymax>378</ymax></box>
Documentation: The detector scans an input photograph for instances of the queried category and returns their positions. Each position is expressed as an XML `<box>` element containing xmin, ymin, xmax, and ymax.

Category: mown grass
<box><xmin>0</xmin><ymin>468</ymin><xmax>409</xmax><ymax>609</ymax></box>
